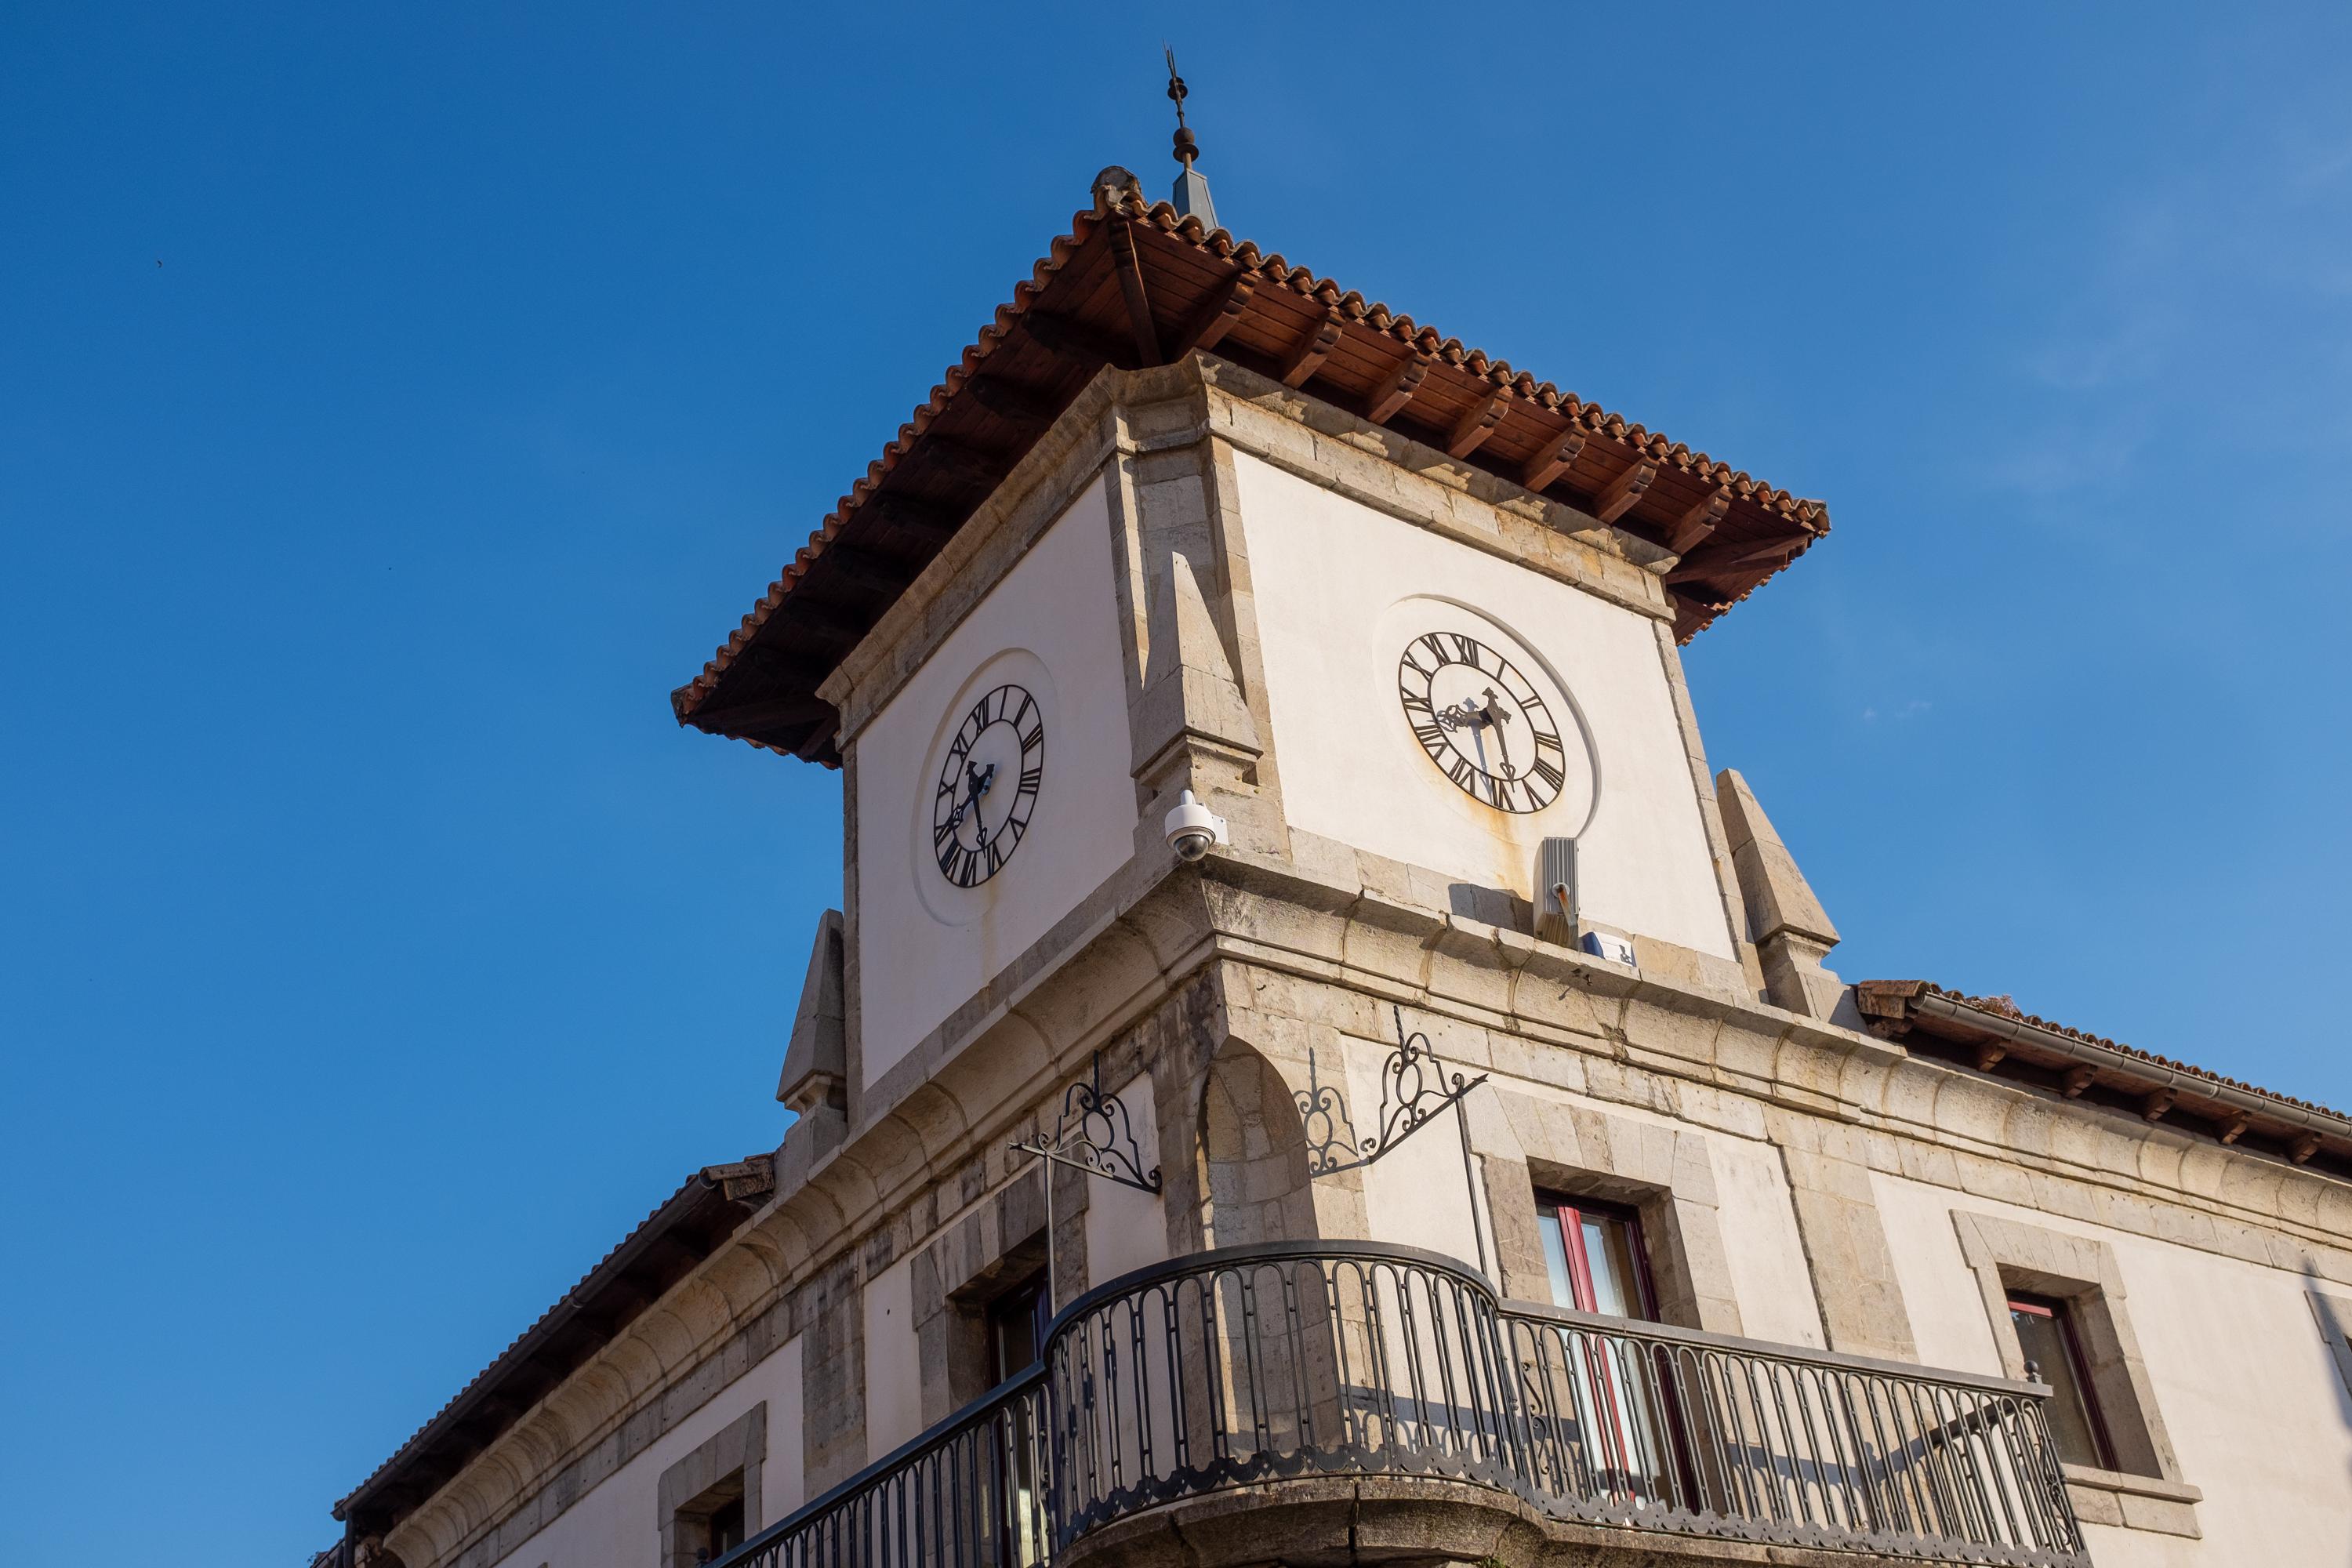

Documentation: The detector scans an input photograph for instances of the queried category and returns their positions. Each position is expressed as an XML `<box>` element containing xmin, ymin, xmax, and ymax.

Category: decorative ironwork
<box><xmin>1298</xmin><ymin>1004</ymin><xmax>1489</xmax><ymax>1177</ymax></box>
<box><xmin>1008</xmin><ymin>1051</ymin><xmax>1162</xmax><ymax>1195</ymax></box>
<box><xmin>712</xmin><ymin>1239</ymin><xmax>2087</xmax><ymax>1568</ymax></box>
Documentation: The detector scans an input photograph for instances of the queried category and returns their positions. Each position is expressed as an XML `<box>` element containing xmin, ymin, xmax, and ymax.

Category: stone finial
<box><xmin>776</xmin><ymin>908</ymin><xmax>848</xmax><ymax>1114</ymax></box>
<box><xmin>1716</xmin><ymin>769</ymin><xmax>1844</xmax><ymax>1019</ymax></box>
<box><xmin>1091</xmin><ymin>165</ymin><xmax>1141</xmax><ymax>217</ymax></box>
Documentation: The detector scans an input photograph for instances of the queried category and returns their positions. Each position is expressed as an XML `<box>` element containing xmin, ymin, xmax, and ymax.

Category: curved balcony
<box><xmin>717</xmin><ymin>1241</ymin><xmax>2085</xmax><ymax>1568</ymax></box>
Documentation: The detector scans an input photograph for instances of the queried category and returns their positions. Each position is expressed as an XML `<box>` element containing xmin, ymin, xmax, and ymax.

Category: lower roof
<box><xmin>1857</xmin><ymin>981</ymin><xmax>2350</xmax><ymax>1181</ymax></box>
<box><xmin>332</xmin><ymin>1156</ymin><xmax>773</xmax><ymax>1543</ymax></box>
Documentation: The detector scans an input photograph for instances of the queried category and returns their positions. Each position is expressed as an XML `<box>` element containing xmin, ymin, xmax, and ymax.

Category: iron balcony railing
<box><xmin>717</xmin><ymin>1240</ymin><xmax>2086</xmax><ymax>1568</ymax></box>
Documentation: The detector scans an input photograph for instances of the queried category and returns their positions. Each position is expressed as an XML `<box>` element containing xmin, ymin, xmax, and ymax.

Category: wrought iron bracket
<box><xmin>1008</xmin><ymin>1050</ymin><xmax>1163</xmax><ymax>1195</ymax></box>
<box><xmin>1298</xmin><ymin>1004</ymin><xmax>1488</xmax><ymax>1178</ymax></box>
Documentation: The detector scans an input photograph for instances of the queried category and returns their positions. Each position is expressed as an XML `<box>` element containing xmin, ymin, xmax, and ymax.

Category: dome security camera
<box><xmin>1163</xmin><ymin>789</ymin><xmax>1229</xmax><ymax>862</ymax></box>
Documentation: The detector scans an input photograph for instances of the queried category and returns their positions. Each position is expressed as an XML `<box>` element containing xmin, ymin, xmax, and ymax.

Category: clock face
<box><xmin>1396</xmin><ymin>632</ymin><xmax>1569</xmax><ymax>814</ymax></box>
<box><xmin>931</xmin><ymin>683</ymin><xmax>1044</xmax><ymax>887</ymax></box>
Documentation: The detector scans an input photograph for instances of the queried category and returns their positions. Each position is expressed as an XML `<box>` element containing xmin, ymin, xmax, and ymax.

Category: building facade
<box><xmin>327</xmin><ymin>167</ymin><xmax>2352</xmax><ymax>1568</ymax></box>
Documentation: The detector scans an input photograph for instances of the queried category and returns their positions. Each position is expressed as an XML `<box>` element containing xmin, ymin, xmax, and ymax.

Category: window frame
<box><xmin>984</xmin><ymin>1266</ymin><xmax>1052</xmax><ymax>1387</ymax></box>
<box><xmin>1534</xmin><ymin>1191</ymin><xmax>1661</xmax><ymax>1321</ymax></box>
<box><xmin>2006</xmin><ymin>1291</ymin><xmax>2117</xmax><ymax>1471</ymax></box>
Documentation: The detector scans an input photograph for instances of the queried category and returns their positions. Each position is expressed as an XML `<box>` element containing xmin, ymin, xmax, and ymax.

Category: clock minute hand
<box><xmin>1480</xmin><ymin>689</ymin><xmax>1515</xmax><ymax>776</ymax></box>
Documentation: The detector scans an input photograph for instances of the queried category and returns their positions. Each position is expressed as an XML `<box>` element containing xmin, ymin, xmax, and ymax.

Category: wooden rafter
<box><xmin>964</xmin><ymin>375</ymin><xmax>1056</xmax><ymax>428</ymax></box>
<box><xmin>792</xmin><ymin>709</ymin><xmax>842</xmax><ymax>762</ymax></box>
<box><xmin>1664</xmin><ymin>536</ymin><xmax>1802</xmax><ymax>583</ymax></box>
<box><xmin>1592</xmin><ymin>462</ymin><xmax>1655</xmax><ymax>524</ymax></box>
<box><xmin>864</xmin><ymin>493</ymin><xmax>956</xmax><ymax>546</ymax></box>
<box><xmin>1666</xmin><ymin>488</ymin><xmax>1732</xmax><ymax>555</ymax></box>
<box><xmin>1178</xmin><ymin>271</ymin><xmax>1256</xmax><ymax>354</ymax></box>
<box><xmin>1367</xmin><ymin>352</ymin><xmax>1431</xmax><ymax>423</ymax></box>
<box><xmin>818</xmin><ymin>545</ymin><xmax>912</xmax><ymax>595</ymax></box>
<box><xmin>918</xmin><ymin>436</ymin><xmax>1011</xmax><ymax>491</ymax></box>
<box><xmin>1279</xmin><ymin>307</ymin><xmax>1345</xmax><ymax>388</ymax></box>
<box><xmin>1519</xmin><ymin>428</ymin><xmax>1585</xmax><ymax>492</ymax></box>
<box><xmin>1107</xmin><ymin>221</ymin><xmax>1163</xmax><ymax>365</ymax></box>
<box><xmin>780</xmin><ymin>601</ymin><xmax>868</xmax><ymax>648</ymax></box>
<box><xmin>1446</xmin><ymin>390</ymin><xmax>1509</xmax><ymax>459</ymax></box>
<box><xmin>1022</xmin><ymin>310</ymin><xmax>1129</xmax><ymax>368</ymax></box>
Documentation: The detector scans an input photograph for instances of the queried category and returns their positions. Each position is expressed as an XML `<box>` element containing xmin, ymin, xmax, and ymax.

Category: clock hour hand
<box><xmin>947</xmin><ymin>761</ymin><xmax>998</xmax><ymax>833</ymax></box>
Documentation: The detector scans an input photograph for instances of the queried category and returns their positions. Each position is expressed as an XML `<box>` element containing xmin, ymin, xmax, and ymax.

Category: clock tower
<box><xmin>673</xmin><ymin>161</ymin><xmax>1831</xmax><ymax>1239</ymax></box>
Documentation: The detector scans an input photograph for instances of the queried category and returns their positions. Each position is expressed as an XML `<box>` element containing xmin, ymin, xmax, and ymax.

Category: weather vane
<box><xmin>1163</xmin><ymin>45</ymin><xmax>1218</xmax><ymax>227</ymax></box>
<box><xmin>1166</xmin><ymin>45</ymin><xmax>1198</xmax><ymax>168</ymax></box>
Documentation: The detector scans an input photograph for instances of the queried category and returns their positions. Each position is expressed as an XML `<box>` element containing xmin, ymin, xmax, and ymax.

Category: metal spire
<box><xmin>1164</xmin><ymin>46</ymin><xmax>1217</xmax><ymax>230</ymax></box>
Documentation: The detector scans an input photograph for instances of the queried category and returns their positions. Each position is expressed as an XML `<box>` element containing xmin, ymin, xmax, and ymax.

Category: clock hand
<box><xmin>1481</xmin><ymin>688</ymin><xmax>1515</xmax><ymax>777</ymax></box>
<box><xmin>948</xmin><ymin>761</ymin><xmax>998</xmax><ymax>832</ymax></box>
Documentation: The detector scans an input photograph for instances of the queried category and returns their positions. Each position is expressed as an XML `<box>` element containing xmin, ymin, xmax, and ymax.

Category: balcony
<box><xmin>717</xmin><ymin>1241</ymin><xmax>2085</xmax><ymax>1568</ymax></box>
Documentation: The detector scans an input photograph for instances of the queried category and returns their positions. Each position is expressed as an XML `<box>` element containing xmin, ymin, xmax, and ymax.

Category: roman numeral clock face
<box><xmin>931</xmin><ymin>684</ymin><xmax>1044</xmax><ymax>887</ymax></box>
<box><xmin>1397</xmin><ymin>632</ymin><xmax>1569</xmax><ymax>813</ymax></box>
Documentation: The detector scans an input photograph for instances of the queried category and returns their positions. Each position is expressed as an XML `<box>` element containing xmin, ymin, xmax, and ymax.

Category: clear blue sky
<box><xmin>5</xmin><ymin>3</ymin><xmax>2348</xmax><ymax>1562</ymax></box>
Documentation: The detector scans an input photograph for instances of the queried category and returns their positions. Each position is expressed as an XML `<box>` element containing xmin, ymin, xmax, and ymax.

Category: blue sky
<box><xmin>4</xmin><ymin>3</ymin><xmax>2349</xmax><ymax>1562</ymax></box>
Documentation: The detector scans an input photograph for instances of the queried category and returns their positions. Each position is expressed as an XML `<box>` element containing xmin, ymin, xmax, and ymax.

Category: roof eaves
<box><xmin>333</xmin><ymin>1163</ymin><xmax>765</xmax><ymax>1534</ymax></box>
<box><xmin>1857</xmin><ymin>979</ymin><xmax>2352</xmax><ymax>1167</ymax></box>
<box><xmin>671</xmin><ymin>191</ymin><xmax>1828</xmax><ymax>750</ymax></box>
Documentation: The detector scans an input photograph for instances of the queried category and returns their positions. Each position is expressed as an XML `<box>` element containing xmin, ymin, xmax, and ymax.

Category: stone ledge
<box><xmin>2062</xmin><ymin>1464</ymin><xmax>2202</xmax><ymax>1538</ymax></box>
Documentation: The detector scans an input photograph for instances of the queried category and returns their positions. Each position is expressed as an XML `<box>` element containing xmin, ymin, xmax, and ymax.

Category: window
<box><xmin>1528</xmin><ymin>1191</ymin><xmax>1681</xmax><ymax>1503</ymax></box>
<box><xmin>656</xmin><ymin>1405</ymin><xmax>764</xmax><ymax>1568</ymax></box>
<box><xmin>985</xmin><ymin>1269</ymin><xmax>1051</xmax><ymax>1385</ymax></box>
<box><xmin>1535</xmin><ymin>1193</ymin><xmax>1658</xmax><ymax>1319</ymax></box>
<box><xmin>981</xmin><ymin>1268</ymin><xmax>1050</xmax><ymax>1567</ymax></box>
<box><xmin>2008</xmin><ymin>1294</ymin><xmax>2114</xmax><ymax>1470</ymax></box>
<box><xmin>703</xmin><ymin>1494</ymin><xmax>746</xmax><ymax>1560</ymax></box>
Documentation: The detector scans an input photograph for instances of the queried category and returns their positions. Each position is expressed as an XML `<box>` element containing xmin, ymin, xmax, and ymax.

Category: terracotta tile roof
<box><xmin>1918</xmin><ymin>982</ymin><xmax>2347</xmax><ymax>1119</ymax></box>
<box><xmin>673</xmin><ymin>179</ymin><xmax>1828</xmax><ymax>764</ymax></box>
<box><xmin>333</xmin><ymin>1163</ymin><xmax>768</xmax><ymax>1539</ymax></box>
<box><xmin>1857</xmin><ymin>979</ymin><xmax>2350</xmax><ymax>1173</ymax></box>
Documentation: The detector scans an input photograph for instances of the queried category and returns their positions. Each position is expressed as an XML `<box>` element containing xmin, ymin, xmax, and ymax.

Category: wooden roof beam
<box><xmin>1446</xmin><ymin>390</ymin><xmax>1509</xmax><ymax>459</ymax></box>
<box><xmin>729</xmin><ymin>644</ymin><xmax>829</xmax><ymax>688</ymax></box>
<box><xmin>1665</xmin><ymin>536</ymin><xmax>1802</xmax><ymax>584</ymax></box>
<box><xmin>778</xmin><ymin>599</ymin><xmax>869</xmax><ymax>649</ymax></box>
<box><xmin>916</xmin><ymin>436</ymin><xmax>1011</xmax><ymax>493</ymax></box>
<box><xmin>863</xmin><ymin>493</ymin><xmax>958</xmax><ymax>546</ymax></box>
<box><xmin>1367</xmin><ymin>352</ymin><xmax>1431</xmax><ymax>423</ymax></box>
<box><xmin>1519</xmin><ymin>428</ymin><xmax>1585</xmax><ymax>492</ymax></box>
<box><xmin>1666</xmin><ymin>488</ymin><xmax>1732</xmax><ymax>555</ymax></box>
<box><xmin>1176</xmin><ymin>270</ymin><xmax>1256</xmax><ymax>354</ymax></box>
<box><xmin>1022</xmin><ymin>310</ymin><xmax>1130</xmax><ymax>369</ymax></box>
<box><xmin>817</xmin><ymin>544</ymin><xmax>914</xmax><ymax>596</ymax></box>
<box><xmin>692</xmin><ymin>695</ymin><xmax>834</xmax><ymax>736</ymax></box>
<box><xmin>962</xmin><ymin>375</ymin><xmax>1058</xmax><ymax>430</ymax></box>
<box><xmin>1592</xmin><ymin>461</ymin><xmax>1655</xmax><ymax>524</ymax></box>
<box><xmin>793</xmin><ymin>709</ymin><xmax>843</xmax><ymax>763</ymax></box>
<box><xmin>1279</xmin><ymin>307</ymin><xmax>1344</xmax><ymax>388</ymax></box>
<box><xmin>1107</xmin><ymin>221</ymin><xmax>1163</xmax><ymax>366</ymax></box>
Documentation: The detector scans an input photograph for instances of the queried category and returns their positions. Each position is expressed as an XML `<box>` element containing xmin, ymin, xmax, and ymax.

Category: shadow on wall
<box><xmin>2299</xmin><ymin>1261</ymin><xmax>2352</xmax><ymax>1566</ymax></box>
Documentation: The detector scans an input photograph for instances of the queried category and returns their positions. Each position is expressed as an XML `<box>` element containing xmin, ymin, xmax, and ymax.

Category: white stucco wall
<box><xmin>1871</xmin><ymin>1170</ymin><xmax>2352</xmax><ymax>1566</ymax></box>
<box><xmin>1235</xmin><ymin>452</ymin><xmax>1734</xmax><ymax>960</ymax></box>
<box><xmin>1346</xmin><ymin>1029</ymin><xmax>1487</xmax><ymax>1275</ymax></box>
<box><xmin>852</xmin><ymin>476</ymin><xmax>1138</xmax><ymax>1085</ymax></box>
<box><xmin>1081</xmin><ymin>1070</ymin><xmax>1168</xmax><ymax>1292</ymax></box>
<box><xmin>487</xmin><ymin>1334</ymin><xmax>804</xmax><ymax>1568</ymax></box>
<box><xmin>862</xmin><ymin>1253</ymin><xmax>923</xmax><ymax>1459</ymax></box>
